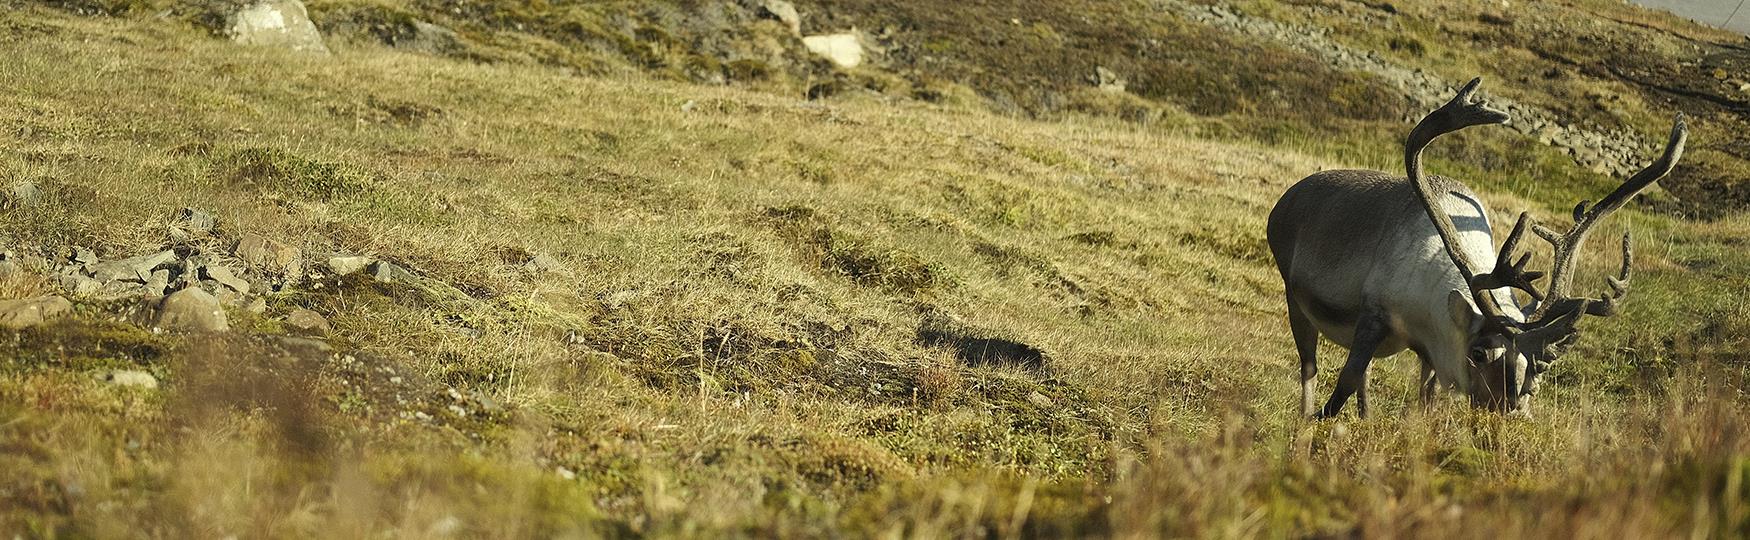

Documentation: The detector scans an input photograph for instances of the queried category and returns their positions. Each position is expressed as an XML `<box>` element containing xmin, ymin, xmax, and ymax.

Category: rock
<box><xmin>470</xmin><ymin>390</ymin><xmax>504</xmax><ymax>414</ymax></box>
<box><xmin>277</xmin><ymin>336</ymin><xmax>333</xmax><ymax>355</ymax></box>
<box><xmin>68</xmin><ymin>246</ymin><xmax>98</xmax><ymax>265</ymax></box>
<box><xmin>87</xmin><ymin>250</ymin><xmax>177</xmax><ymax>283</ymax></box>
<box><xmin>245</xmin><ymin>297</ymin><xmax>268</xmax><ymax>314</ymax></box>
<box><xmin>325</xmin><ymin>255</ymin><xmax>374</xmax><ymax>276</ymax></box>
<box><xmin>758</xmin><ymin>0</ymin><xmax>802</xmax><ymax>36</ymax></box>
<box><xmin>154</xmin><ymin>287</ymin><xmax>229</xmax><ymax>333</ymax></box>
<box><xmin>2</xmin><ymin>181</ymin><xmax>42</xmax><ymax>209</ymax></box>
<box><xmin>208</xmin><ymin>281</ymin><xmax>246</xmax><ymax>306</ymax></box>
<box><xmin>235</xmin><ymin>234</ymin><xmax>301</xmax><ymax>276</ymax></box>
<box><xmin>369</xmin><ymin>261</ymin><xmax>416</xmax><ymax>284</ymax></box>
<box><xmin>401</xmin><ymin>21</ymin><xmax>462</xmax><ymax>55</ymax></box>
<box><xmin>802</xmin><ymin>33</ymin><xmax>864</xmax><ymax>68</ymax></box>
<box><xmin>524</xmin><ymin>253</ymin><xmax>562</xmax><ymax>273</ymax></box>
<box><xmin>58</xmin><ymin>274</ymin><xmax>102</xmax><ymax>296</ymax></box>
<box><xmin>97</xmin><ymin>281</ymin><xmax>144</xmax><ymax>299</ymax></box>
<box><xmin>225</xmin><ymin>0</ymin><xmax>329</xmax><ymax>55</ymax></box>
<box><xmin>203</xmin><ymin>265</ymin><xmax>251</xmax><ymax>294</ymax></box>
<box><xmin>168</xmin><ymin>207</ymin><xmax>217</xmax><ymax>243</ymax></box>
<box><xmin>1093</xmin><ymin>66</ymin><xmax>1126</xmax><ymax>92</ymax></box>
<box><xmin>0</xmin><ymin>296</ymin><xmax>72</xmax><ymax>329</ymax></box>
<box><xmin>284</xmin><ymin>308</ymin><xmax>331</xmax><ymax>335</ymax></box>
<box><xmin>144</xmin><ymin>269</ymin><xmax>171</xmax><ymax>298</ymax></box>
<box><xmin>103</xmin><ymin>370</ymin><xmax>159</xmax><ymax>390</ymax></box>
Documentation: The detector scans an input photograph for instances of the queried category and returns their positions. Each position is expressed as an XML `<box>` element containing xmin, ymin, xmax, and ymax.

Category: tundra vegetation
<box><xmin>2</xmin><ymin>0</ymin><xmax>1750</xmax><ymax>537</ymax></box>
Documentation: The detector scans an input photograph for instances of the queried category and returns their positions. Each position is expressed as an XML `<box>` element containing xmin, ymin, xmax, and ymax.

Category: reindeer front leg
<box><xmin>1319</xmin><ymin>313</ymin><xmax>1387</xmax><ymax>419</ymax></box>
<box><xmin>1419</xmin><ymin>358</ymin><xmax>1437</xmax><ymax>410</ymax></box>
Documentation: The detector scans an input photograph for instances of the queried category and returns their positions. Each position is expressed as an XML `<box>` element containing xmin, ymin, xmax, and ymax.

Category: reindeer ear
<box><xmin>1448</xmin><ymin>290</ymin><xmax>1481</xmax><ymax>334</ymax></box>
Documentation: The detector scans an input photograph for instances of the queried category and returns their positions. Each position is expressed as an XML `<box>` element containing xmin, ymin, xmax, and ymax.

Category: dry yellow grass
<box><xmin>2</xmin><ymin>4</ymin><xmax>1749</xmax><ymax>538</ymax></box>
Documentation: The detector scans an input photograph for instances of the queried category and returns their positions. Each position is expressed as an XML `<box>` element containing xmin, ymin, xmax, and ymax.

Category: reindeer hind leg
<box><xmin>1286</xmin><ymin>295</ymin><xmax>1321</xmax><ymax>418</ymax></box>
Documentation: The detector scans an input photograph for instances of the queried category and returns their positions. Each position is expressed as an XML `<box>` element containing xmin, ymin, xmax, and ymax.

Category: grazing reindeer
<box><xmin>1266</xmin><ymin>78</ymin><xmax>1688</xmax><ymax>418</ymax></box>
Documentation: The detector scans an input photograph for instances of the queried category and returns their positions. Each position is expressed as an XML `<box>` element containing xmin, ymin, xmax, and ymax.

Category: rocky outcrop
<box><xmin>1171</xmin><ymin>3</ymin><xmax>1653</xmax><ymax>177</ymax></box>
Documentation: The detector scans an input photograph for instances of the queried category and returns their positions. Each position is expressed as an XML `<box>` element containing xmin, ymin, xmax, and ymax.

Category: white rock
<box><xmin>227</xmin><ymin>0</ymin><xmax>330</xmax><ymax>55</ymax></box>
<box><xmin>105</xmin><ymin>370</ymin><xmax>159</xmax><ymax>389</ymax></box>
<box><xmin>325</xmin><ymin>255</ymin><xmax>374</xmax><ymax>276</ymax></box>
<box><xmin>803</xmin><ymin>33</ymin><xmax>864</xmax><ymax>68</ymax></box>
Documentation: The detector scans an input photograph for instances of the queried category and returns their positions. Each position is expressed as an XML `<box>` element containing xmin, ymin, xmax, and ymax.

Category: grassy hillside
<box><xmin>3</xmin><ymin>1</ymin><xmax>1750</xmax><ymax>538</ymax></box>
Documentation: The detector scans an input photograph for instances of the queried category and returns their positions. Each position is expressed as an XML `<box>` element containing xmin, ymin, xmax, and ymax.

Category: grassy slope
<box><xmin>2</xmin><ymin>4</ymin><xmax>1750</xmax><ymax>538</ymax></box>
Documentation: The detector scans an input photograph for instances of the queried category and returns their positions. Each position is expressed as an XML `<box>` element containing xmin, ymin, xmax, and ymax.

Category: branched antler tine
<box><xmin>1533</xmin><ymin>224</ymin><xmax>1563</xmax><ymax>244</ymax></box>
<box><xmin>1447</xmin><ymin>77</ymin><xmax>1511</xmax><ymax>127</ymax></box>
<box><xmin>1577</xmin><ymin>222</ymin><xmax>1636</xmax><ymax>317</ymax></box>
<box><xmin>1471</xmin><ymin>212</ymin><xmax>1547</xmax><ymax>300</ymax></box>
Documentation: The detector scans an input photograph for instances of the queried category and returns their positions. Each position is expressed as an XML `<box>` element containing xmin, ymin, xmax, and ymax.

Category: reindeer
<box><xmin>1266</xmin><ymin>78</ymin><xmax>1688</xmax><ymax>418</ymax></box>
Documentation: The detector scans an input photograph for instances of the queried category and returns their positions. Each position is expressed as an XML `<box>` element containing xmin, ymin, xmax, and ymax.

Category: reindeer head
<box><xmin>1406</xmin><ymin>79</ymin><xmax>1689</xmax><ymax>414</ymax></box>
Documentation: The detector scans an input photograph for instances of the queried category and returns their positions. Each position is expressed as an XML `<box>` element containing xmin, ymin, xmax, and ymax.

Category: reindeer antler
<box><xmin>1470</xmin><ymin>212</ymin><xmax>1547</xmax><ymax>302</ymax></box>
<box><xmin>1531</xmin><ymin>115</ymin><xmax>1685</xmax><ymax>320</ymax></box>
<box><xmin>1513</xmin><ymin>115</ymin><xmax>1686</xmax><ymax>362</ymax></box>
<box><xmin>1404</xmin><ymin>78</ymin><xmax>1516</xmax><ymax>324</ymax></box>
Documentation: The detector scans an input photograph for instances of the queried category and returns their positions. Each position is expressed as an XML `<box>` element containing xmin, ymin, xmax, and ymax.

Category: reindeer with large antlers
<box><xmin>1267</xmin><ymin>78</ymin><xmax>1687</xmax><ymax>418</ymax></box>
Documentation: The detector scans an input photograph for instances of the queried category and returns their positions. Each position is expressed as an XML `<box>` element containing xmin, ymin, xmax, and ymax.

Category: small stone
<box><xmin>68</xmin><ymin>247</ymin><xmax>98</xmax><ymax>265</ymax></box>
<box><xmin>556</xmin><ymin>466</ymin><xmax>576</xmax><ymax>480</ymax></box>
<box><xmin>104</xmin><ymin>370</ymin><xmax>159</xmax><ymax>389</ymax></box>
<box><xmin>88</xmin><ymin>250</ymin><xmax>177</xmax><ymax>283</ymax></box>
<box><xmin>469</xmin><ymin>390</ymin><xmax>503</xmax><ymax>414</ymax></box>
<box><xmin>58</xmin><ymin>274</ymin><xmax>102</xmax><ymax>296</ymax></box>
<box><xmin>758</xmin><ymin>0</ymin><xmax>802</xmax><ymax>36</ymax></box>
<box><xmin>235</xmin><ymin>234</ymin><xmax>302</xmax><ymax>276</ymax></box>
<box><xmin>0</xmin><ymin>296</ymin><xmax>72</xmax><ymax>329</ymax></box>
<box><xmin>144</xmin><ymin>269</ymin><xmax>171</xmax><ymax>298</ymax></box>
<box><xmin>1093</xmin><ymin>66</ymin><xmax>1126</xmax><ymax>92</ymax></box>
<box><xmin>524</xmin><ymin>253</ymin><xmax>562</xmax><ymax>273</ymax></box>
<box><xmin>284</xmin><ymin>308</ymin><xmax>331</xmax><ymax>335</ymax></box>
<box><xmin>204</xmin><ymin>265</ymin><xmax>251</xmax><ymax>294</ymax></box>
<box><xmin>401</xmin><ymin>21</ymin><xmax>463</xmax><ymax>55</ymax></box>
<box><xmin>154</xmin><ymin>287</ymin><xmax>229</xmax><ymax>333</ymax></box>
<box><xmin>325</xmin><ymin>255</ymin><xmax>374</xmax><ymax>276</ymax></box>
<box><xmin>245</xmin><ymin>297</ymin><xmax>268</xmax><ymax>314</ymax></box>
<box><xmin>2</xmin><ymin>181</ymin><xmax>42</xmax><ymax>209</ymax></box>
<box><xmin>369</xmin><ymin>261</ymin><xmax>416</xmax><ymax>284</ymax></box>
<box><xmin>276</xmin><ymin>336</ymin><xmax>333</xmax><ymax>355</ymax></box>
<box><xmin>168</xmin><ymin>207</ymin><xmax>217</xmax><ymax>242</ymax></box>
<box><xmin>97</xmin><ymin>281</ymin><xmax>144</xmax><ymax>299</ymax></box>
